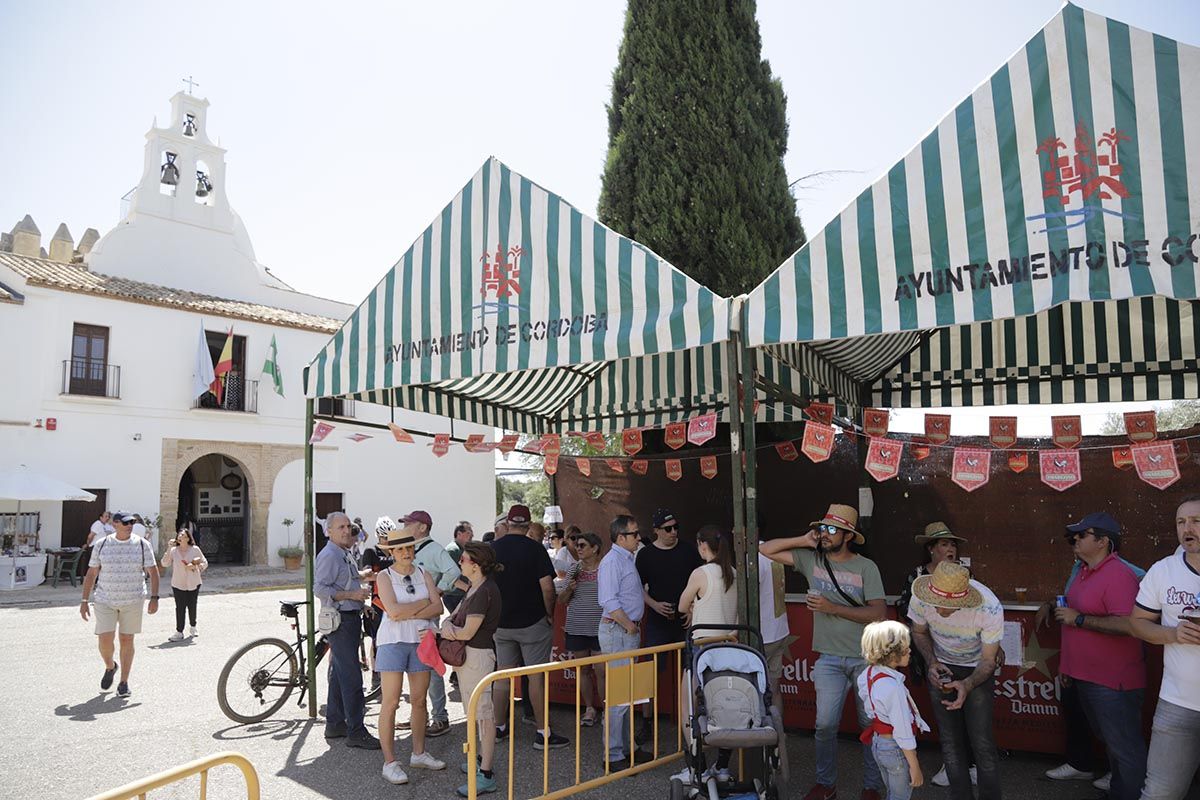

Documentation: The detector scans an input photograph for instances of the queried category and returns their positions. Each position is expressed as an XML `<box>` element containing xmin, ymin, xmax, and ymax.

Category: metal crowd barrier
<box><xmin>461</xmin><ymin>636</ymin><xmax>734</xmax><ymax>800</ymax></box>
<box><xmin>86</xmin><ymin>751</ymin><xmax>260</xmax><ymax>800</ymax></box>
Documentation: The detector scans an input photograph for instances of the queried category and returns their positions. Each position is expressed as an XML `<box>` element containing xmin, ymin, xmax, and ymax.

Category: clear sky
<box><xmin>3</xmin><ymin>1</ymin><xmax>1197</xmax><ymax>309</ymax></box>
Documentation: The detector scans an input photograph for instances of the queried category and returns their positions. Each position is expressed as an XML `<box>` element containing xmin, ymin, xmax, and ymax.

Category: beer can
<box><xmin>1055</xmin><ymin>595</ymin><xmax>1068</xmax><ymax>608</ymax></box>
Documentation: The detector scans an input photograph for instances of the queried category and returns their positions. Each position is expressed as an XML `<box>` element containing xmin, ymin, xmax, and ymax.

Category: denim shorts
<box><xmin>376</xmin><ymin>641</ymin><xmax>431</xmax><ymax>673</ymax></box>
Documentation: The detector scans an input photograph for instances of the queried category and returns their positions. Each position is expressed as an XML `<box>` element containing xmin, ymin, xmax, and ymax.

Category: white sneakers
<box><xmin>931</xmin><ymin>765</ymin><xmax>978</xmax><ymax>786</ymax></box>
<box><xmin>169</xmin><ymin>631</ymin><xmax>185</xmax><ymax>642</ymax></box>
<box><xmin>1045</xmin><ymin>763</ymin><xmax>1095</xmax><ymax>781</ymax></box>
<box><xmin>189</xmin><ymin>626</ymin><xmax>198</xmax><ymax>637</ymax></box>
<box><xmin>1094</xmin><ymin>773</ymin><xmax>1112</xmax><ymax>791</ymax></box>
<box><xmin>410</xmin><ymin>752</ymin><xmax>446</xmax><ymax>771</ymax></box>
<box><xmin>382</xmin><ymin>761</ymin><xmax>409</xmax><ymax>785</ymax></box>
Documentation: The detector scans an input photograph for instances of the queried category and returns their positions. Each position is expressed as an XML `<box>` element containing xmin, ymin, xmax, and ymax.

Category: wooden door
<box><xmin>314</xmin><ymin>492</ymin><xmax>343</xmax><ymax>556</ymax></box>
<box><xmin>61</xmin><ymin>489</ymin><xmax>107</xmax><ymax>548</ymax></box>
<box><xmin>70</xmin><ymin>324</ymin><xmax>109</xmax><ymax>396</ymax></box>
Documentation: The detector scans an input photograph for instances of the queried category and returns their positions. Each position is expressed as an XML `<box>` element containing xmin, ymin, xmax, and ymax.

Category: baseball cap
<box><xmin>506</xmin><ymin>504</ymin><xmax>531</xmax><ymax>525</ymax></box>
<box><xmin>1065</xmin><ymin>512</ymin><xmax>1121</xmax><ymax>539</ymax></box>
<box><xmin>401</xmin><ymin>510</ymin><xmax>433</xmax><ymax>528</ymax></box>
<box><xmin>652</xmin><ymin>509</ymin><xmax>677</xmax><ymax>528</ymax></box>
<box><xmin>112</xmin><ymin>512</ymin><xmax>138</xmax><ymax>524</ymax></box>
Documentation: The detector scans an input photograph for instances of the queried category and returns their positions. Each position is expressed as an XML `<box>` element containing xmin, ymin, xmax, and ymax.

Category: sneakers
<box><xmin>426</xmin><ymin>718</ymin><xmax>451</xmax><ymax>737</ymax></box>
<box><xmin>520</xmin><ymin>709</ymin><xmax>538</xmax><ymax>726</ymax></box>
<box><xmin>100</xmin><ymin>664</ymin><xmax>117</xmax><ymax>691</ymax></box>
<box><xmin>931</xmin><ymin>765</ymin><xmax>977</xmax><ymax>786</ymax></box>
<box><xmin>169</xmin><ymin>631</ymin><xmax>185</xmax><ymax>642</ymax></box>
<box><xmin>671</xmin><ymin>767</ymin><xmax>693</xmax><ymax>784</ymax></box>
<box><xmin>324</xmin><ymin>724</ymin><xmax>347</xmax><ymax>740</ymax></box>
<box><xmin>410</xmin><ymin>751</ymin><xmax>446</xmax><ymax>770</ymax></box>
<box><xmin>116</xmin><ymin>682</ymin><xmax>131</xmax><ymax>698</ymax></box>
<box><xmin>701</xmin><ymin>766</ymin><xmax>732</xmax><ymax>783</ymax></box>
<box><xmin>581</xmin><ymin>708</ymin><xmax>600</xmax><ymax>727</ymax></box>
<box><xmin>346</xmin><ymin>733</ymin><xmax>382</xmax><ymax>750</ymax></box>
<box><xmin>457</xmin><ymin>771</ymin><xmax>497</xmax><ymax>796</ymax></box>
<box><xmin>533</xmin><ymin>730</ymin><xmax>569</xmax><ymax>751</ymax></box>
<box><xmin>606</xmin><ymin>749</ymin><xmax>655</xmax><ymax>770</ymax></box>
<box><xmin>189</xmin><ymin>626</ymin><xmax>198</xmax><ymax>637</ymax></box>
<box><xmin>382</xmin><ymin>761</ymin><xmax>409</xmax><ymax>785</ymax></box>
<box><xmin>1093</xmin><ymin>773</ymin><xmax>1112</xmax><ymax>791</ymax></box>
<box><xmin>1045</xmin><ymin>763</ymin><xmax>1094</xmax><ymax>781</ymax></box>
<box><xmin>801</xmin><ymin>785</ymin><xmax>837</xmax><ymax>800</ymax></box>
<box><xmin>495</xmin><ymin>723</ymin><xmax>509</xmax><ymax>740</ymax></box>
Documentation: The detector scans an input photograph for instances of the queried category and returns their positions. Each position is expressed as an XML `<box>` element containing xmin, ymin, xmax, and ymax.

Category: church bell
<box><xmin>195</xmin><ymin>171</ymin><xmax>212</xmax><ymax>198</ymax></box>
<box><xmin>160</xmin><ymin>153</ymin><xmax>180</xmax><ymax>186</ymax></box>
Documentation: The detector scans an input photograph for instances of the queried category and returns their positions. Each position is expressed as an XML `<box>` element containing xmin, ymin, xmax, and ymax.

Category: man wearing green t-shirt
<box><xmin>761</xmin><ymin>503</ymin><xmax>886</xmax><ymax>800</ymax></box>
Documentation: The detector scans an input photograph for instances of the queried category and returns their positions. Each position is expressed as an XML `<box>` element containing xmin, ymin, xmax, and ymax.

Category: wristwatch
<box><xmin>1074</xmin><ymin>613</ymin><xmax>1086</xmax><ymax>627</ymax></box>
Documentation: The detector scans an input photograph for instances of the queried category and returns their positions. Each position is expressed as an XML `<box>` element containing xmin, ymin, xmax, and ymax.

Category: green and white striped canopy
<box><xmin>747</xmin><ymin>3</ymin><xmax>1200</xmax><ymax>407</ymax></box>
<box><xmin>307</xmin><ymin>158</ymin><xmax>731</xmax><ymax>433</ymax></box>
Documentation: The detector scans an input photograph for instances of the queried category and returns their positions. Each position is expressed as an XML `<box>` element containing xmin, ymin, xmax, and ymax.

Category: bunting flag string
<box><xmin>347</xmin><ymin>433</ymin><xmax>371</xmax><ymax>443</ymax></box>
<box><xmin>387</xmin><ymin>423</ymin><xmax>415</xmax><ymax>444</ymax></box>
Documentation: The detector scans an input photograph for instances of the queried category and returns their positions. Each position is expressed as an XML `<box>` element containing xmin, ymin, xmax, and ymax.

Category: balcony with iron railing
<box><xmin>193</xmin><ymin>378</ymin><xmax>259</xmax><ymax>413</ymax></box>
<box><xmin>61</xmin><ymin>359</ymin><xmax>120</xmax><ymax>399</ymax></box>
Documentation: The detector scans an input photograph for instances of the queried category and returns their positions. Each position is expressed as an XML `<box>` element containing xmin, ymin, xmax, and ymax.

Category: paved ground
<box><xmin>2</xmin><ymin>585</ymin><xmax>1193</xmax><ymax>799</ymax></box>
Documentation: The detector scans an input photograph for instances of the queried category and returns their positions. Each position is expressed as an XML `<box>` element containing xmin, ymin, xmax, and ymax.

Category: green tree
<box><xmin>1099</xmin><ymin>401</ymin><xmax>1200</xmax><ymax>435</ymax></box>
<box><xmin>599</xmin><ymin>0</ymin><xmax>805</xmax><ymax>297</ymax></box>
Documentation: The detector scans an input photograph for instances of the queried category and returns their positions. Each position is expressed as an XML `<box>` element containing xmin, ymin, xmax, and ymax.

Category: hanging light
<box><xmin>160</xmin><ymin>152</ymin><xmax>180</xmax><ymax>186</ymax></box>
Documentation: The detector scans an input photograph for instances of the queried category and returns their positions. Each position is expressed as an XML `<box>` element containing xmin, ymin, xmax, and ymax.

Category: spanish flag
<box><xmin>212</xmin><ymin>327</ymin><xmax>234</xmax><ymax>404</ymax></box>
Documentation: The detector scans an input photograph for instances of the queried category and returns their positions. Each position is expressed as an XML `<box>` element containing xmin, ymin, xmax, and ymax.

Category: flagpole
<box><xmin>303</xmin><ymin>392</ymin><xmax>317</xmax><ymax>719</ymax></box>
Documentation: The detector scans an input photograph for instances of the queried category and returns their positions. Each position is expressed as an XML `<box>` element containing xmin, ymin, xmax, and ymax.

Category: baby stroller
<box><xmin>672</xmin><ymin>624</ymin><xmax>788</xmax><ymax>800</ymax></box>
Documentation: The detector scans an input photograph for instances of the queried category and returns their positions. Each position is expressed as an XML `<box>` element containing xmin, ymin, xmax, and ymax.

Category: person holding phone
<box><xmin>161</xmin><ymin>527</ymin><xmax>207</xmax><ymax>640</ymax></box>
<box><xmin>557</xmin><ymin>531</ymin><xmax>605</xmax><ymax>726</ymax></box>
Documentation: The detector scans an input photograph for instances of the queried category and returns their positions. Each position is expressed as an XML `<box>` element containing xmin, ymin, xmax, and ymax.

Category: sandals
<box><xmin>581</xmin><ymin>708</ymin><xmax>600</xmax><ymax>727</ymax></box>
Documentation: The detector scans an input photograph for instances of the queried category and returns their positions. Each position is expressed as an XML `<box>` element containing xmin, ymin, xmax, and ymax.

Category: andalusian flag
<box><xmin>262</xmin><ymin>334</ymin><xmax>284</xmax><ymax>397</ymax></box>
<box><xmin>212</xmin><ymin>327</ymin><xmax>234</xmax><ymax>404</ymax></box>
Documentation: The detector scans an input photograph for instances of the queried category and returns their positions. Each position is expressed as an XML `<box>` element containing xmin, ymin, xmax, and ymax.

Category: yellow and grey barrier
<box><xmin>86</xmin><ymin>751</ymin><xmax>260</xmax><ymax>800</ymax></box>
<box><xmin>462</xmin><ymin>636</ymin><xmax>734</xmax><ymax>800</ymax></box>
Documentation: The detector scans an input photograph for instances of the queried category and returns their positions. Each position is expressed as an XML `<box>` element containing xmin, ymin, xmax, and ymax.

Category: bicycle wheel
<box><xmin>217</xmin><ymin>637</ymin><xmax>298</xmax><ymax>723</ymax></box>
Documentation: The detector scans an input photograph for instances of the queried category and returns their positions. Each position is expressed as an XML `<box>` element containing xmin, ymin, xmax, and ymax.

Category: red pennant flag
<box><xmin>346</xmin><ymin>433</ymin><xmax>371</xmax><ymax>443</ymax></box>
<box><xmin>775</xmin><ymin>440</ymin><xmax>799</xmax><ymax>461</ymax></box>
<box><xmin>700</xmin><ymin>455</ymin><xmax>718</xmax><ymax>479</ymax></box>
<box><xmin>664</xmin><ymin>422</ymin><xmax>687</xmax><ymax>450</ymax></box>
<box><xmin>473</xmin><ymin>441</ymin><xmax>498</xmax><ymax>453</ymax></box>
<box><xmin>807</xmin><ymin>402</ymin><xmax>835</xmax><ymax>426</ymax></box>
<box><xmin>544</xmin><ymin>454</ymin><xmax>559</xmax><ymax>476</ymax></box>
<box><xmin>432</xmin><ymin>433</ymin><xmax>451</xmax><ymax>457</ymax></box>
<box><xmin>630</xmin><ymin>459</ymin><xmax>648</xmax><ymax>475</ymax></box>
<box><xmin>576</xmin><ymin>458</ymin><xmax>591</xmax><ymax>477</ymax></box>
<box><xmin>687</xmin><ymin>413</ymin><xmax>718</xmax><ymax>446</ymax></box>
<box><xmin>497</xmin><ymin>433</ymin><xmax>519</xmax><ymax>454</ymax></box>
<box><xmin>665</xmin><ymin>459</ymin><xmax>683</xmax><ymax>481</ymax></box>
<box><xmin>387</xmin><ymin>423</ymin><xmax>415</xmax><ymax>444</ymax></box>
<box><xmin>865</xmin><ymin>437</ymin><xmax>902</xmax><ymax>481</ymax></box>
<box><xmin>951</xmin><ymin>447</ymin><xmax>991</xmax><ymax>492</ymax></box>
<box><xmin>309</xmin><ymin>421</ymin><xmax>334</xmax><ymax>444</ymax></box>
<box><xmin>1133</xmin><ymin>442</ymin><xmax>1180</xmax><ymax>490</ymax></box>
<box><xmin>1008</xmin><ymin>451</ymin><xmax>1029</xmax><ymax>473</ymax></box>
<box><xmin>989</xmin><ymin>416</ymin><xmax>1018</xmax><ymax>449</ymax></box>
<box><xmin>1124</xmin><ymin>411</ymin><xmax>1158</xmax><ymax>443</ymax></box>
<box><xmin>585</xmin><ymin>431</ymin><xmax>607</xmax><ymax>450</ymax></box>
<box><xmin>1040</xmin><ymin>449</ymin><xmax>1081</xmax><ymax>491</ymax></box>
<box><xmin>913</xmin><ymin>443</ymin><xmax>932</xmax><ymax>461</ymax></box>
<box><xmin>801</xmin><ymin>422</ymin><xmax>836</xmax><ymax>463</ymax></box>
<box><xmin>464</xmin><ymin>434</ymin><xmax>485</xmax><ymax>452</ymax></box>
<box><xmin>541</xmin><ymin>434</ymin><xmax>562</xmax><ymax>456</ymax></box>
<box><xmin>1051</xmin><ymin>416</ymin><xmax>1082</xmax><ymax>449</ymax></box>
<box><xmin>863</xmin><ymin>408</ymin><xmax>890</xmax><ymax>438</ymax></box>
<box><xmin>605</xmin><ymin>459</ymin><xmax>625</xmax><ymax>474</ymax></box>
<box><xmin>1174</xmin><ymin>439</ymin><xmax>1192</xmax><ymax>462</ymax></box>
<box><xmin>1112</xmin><ymin>446</ymin><xmax>1134</xmax><ymax>470</ymax></box>
<box><xmin>925</xmin><ymin>413</ymin><xmax>951</xmax><ymax>445</ymax></box>
<box><xmin>622</xmin><ymin>428</ymin><xmax>643</xmax><ymax>456</ymax></box>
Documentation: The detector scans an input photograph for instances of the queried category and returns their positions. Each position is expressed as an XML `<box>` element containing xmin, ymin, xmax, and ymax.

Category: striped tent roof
<box><xmin>306</xmin><ymin>158</ymin><xmax>731</xmax><ymax>433</ymax></box>
<box><xmin>747</xmin><ymin>4</ymin><xmax>1200</xmax><ymax>408</ymax></box>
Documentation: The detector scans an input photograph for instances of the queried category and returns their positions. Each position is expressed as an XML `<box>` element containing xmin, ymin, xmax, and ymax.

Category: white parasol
<box><xmin>0</xmin><ymin>465</ymin><xmax>96</xmax><ymax>589</ymax></box>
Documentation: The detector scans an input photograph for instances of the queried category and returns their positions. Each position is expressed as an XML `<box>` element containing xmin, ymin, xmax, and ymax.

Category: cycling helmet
<box><xmin>375</xmin><ymin>516</ymin><xmax>397</xmax><ymax>535</ymax></box>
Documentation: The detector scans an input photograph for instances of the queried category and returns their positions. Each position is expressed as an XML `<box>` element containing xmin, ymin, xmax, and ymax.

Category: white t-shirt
<box><xmin>88</xmin><ymin>520</ymin><xmax>112</xmax><ymax>546</ymax></box>
<box><xmin>553</xmin><ymin>548</ymin><xmax>578</xmax><ymax>576</ymax></box>
<box><xmin>376</xmin><ymin>566</ymin><xmax>434</xmax><ymax>646</ymax></box>
<box><xmin>908</xmin><ymin>580</ymin><xmax>1005</xmax><ymax>667</ymax></box>
<box><xmin>92</xmin><ymin>535</ymin><xmax>156</xmax><ymax>607</ymax></box>
<box><xmin>1135</xmin><ymin>551</ymin><xmax>1200</xmax><ymax>712</ymax></box>
<box><xmin>759</xmin><ymin>554</ymin><xmax>790</xmax><ymax>645</ymax></box>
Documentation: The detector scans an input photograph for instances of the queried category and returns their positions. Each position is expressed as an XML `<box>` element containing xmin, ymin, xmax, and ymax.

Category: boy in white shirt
<box><xmin>858</xmin><ymin>621</ymin><xmax>929</xmax><ymax>800</ymax></box>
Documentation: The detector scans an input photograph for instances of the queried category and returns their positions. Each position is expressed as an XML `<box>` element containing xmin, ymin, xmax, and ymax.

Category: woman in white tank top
<box><xmin>679</xmin><ymin>525</ymin><xmax>738</xmax><ymax>639</ymax></box>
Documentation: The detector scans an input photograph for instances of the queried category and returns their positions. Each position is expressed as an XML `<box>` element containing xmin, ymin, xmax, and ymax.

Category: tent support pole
<box><xmin>727</xmin><ymin>332</ymin><xmax>748</xmax><ymax>636</ymax></box>
<box><xmin>739</xmin><ymin>303</ymin><xmax>760</xmax><ymax>635</ymax></box>
<box><xmin>303</xmin><ymin>397</ymin><xmax>317</xmax><ymax>718</ymax></box>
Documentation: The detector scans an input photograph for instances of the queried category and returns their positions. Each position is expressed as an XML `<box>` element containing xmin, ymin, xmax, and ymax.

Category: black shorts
<box><xmin>565</xmin><ymin>633</ymin><xmax>601</xmax><ymax>653</ymax></box>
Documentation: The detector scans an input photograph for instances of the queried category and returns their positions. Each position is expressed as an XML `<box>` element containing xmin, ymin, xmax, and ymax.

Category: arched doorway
<box><xmin>177</xmin><ymin>454</ymin><xmax>249</xmax><ymax>564</ymax></box>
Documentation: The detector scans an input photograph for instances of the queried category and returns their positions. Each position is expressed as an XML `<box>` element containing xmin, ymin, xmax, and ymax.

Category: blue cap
<box><xmin>1065</xmin><ymin>512</ymin><xmax>1121</xmax><ymax>538</ymax></box>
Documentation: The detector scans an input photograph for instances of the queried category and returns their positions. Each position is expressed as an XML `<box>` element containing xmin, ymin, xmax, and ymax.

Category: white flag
<box><xmin>192</xmin><ymin>322</ymin><xmax>216</xmax><ymax>398</ymax></box>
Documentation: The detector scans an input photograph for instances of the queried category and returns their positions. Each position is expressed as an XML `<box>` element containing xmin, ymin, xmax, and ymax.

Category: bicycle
<box><xmin>217</xmin><ymin>599</ymin><xmax>382</xmax><ymax>724</ymax></box>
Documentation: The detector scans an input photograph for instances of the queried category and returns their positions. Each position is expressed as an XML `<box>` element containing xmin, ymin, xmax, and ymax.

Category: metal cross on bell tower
<box><xmin>182</xmin><ymin>75</ymin><xmax>200</xmax><ymax>95</ymax></box>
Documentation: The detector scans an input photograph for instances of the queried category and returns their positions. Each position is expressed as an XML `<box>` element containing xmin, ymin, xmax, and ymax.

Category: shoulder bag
<box><xmin>437</xmin><ymin>595</ymin><xmax>471</xmax><ymax>666</ymax></box>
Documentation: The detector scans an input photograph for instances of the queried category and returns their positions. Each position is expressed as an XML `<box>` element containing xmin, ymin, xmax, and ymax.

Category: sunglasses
<box><xmin>1067</xmin><ymin>531</ymin><xmax>1095</xmax><ymax>543</ymax></box>
<box><xmin>816</xmin><ymin>524</ymin><xmax>842</xmax><ymax>535</ymax></box>
<box><xmin>659</xmin><ymin>524</ymin><xmax>678</xmax><ymax>532</ymax></box>
<box><xmin>402</xmin><ymin>574</ymin><xmax>416</xmax><ymax>595</ymax></box>
<box><xmin>621</xmin><ymin>529</ymin><xmax>641</xmax><ymax>538</ymax></box>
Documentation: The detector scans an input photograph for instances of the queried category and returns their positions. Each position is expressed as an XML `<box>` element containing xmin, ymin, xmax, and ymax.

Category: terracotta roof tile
<box><xmin>0</xmin><ymin>252</ymin><xmax>341</xmax><ymax>333</ymax></box>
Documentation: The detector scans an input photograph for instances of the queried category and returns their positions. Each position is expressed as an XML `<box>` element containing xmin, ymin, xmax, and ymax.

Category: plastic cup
<box><xmin>1014</xmin><ymin>587</ymin><xmax>1028</xmax><ymax>603</ymax></box>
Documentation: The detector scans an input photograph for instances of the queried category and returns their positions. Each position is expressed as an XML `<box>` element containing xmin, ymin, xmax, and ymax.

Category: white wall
<box><xmin>0</xmin><ymin>279</ymin><xmax>496</xmax><ymax>556</ymax></box>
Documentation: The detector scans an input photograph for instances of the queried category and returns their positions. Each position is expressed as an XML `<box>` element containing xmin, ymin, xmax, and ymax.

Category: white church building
<box><xmin>0</xmin><ymin>91</ymin><xmax>495</xmax><ymax>580</ymax></box>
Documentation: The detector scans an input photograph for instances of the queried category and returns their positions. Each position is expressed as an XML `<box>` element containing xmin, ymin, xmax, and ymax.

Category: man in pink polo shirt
<box><xmin>1054</xmin><ymin>512</ymin><xmax>1146</xmax><ymax>800</ymax></box>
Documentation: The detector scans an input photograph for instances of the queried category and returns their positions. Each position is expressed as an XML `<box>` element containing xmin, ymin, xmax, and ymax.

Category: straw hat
<box><xmin>809</xmin><ymin>503</ymin><xmax>864</xmax><ymax>545</ymax></box>
<box><xmin>912</xmin><ymin>562</ymin><xmax>983</xmax><ymax>610</ymax></box>
<box><xmin>914</xmin><ymin>522</ymin><xmax>968</xmax><ymax>546</ymax></box>
<box><xmin>379</xmin><ymin>530</ymin><xmax>417</xmax><ymax>550</ymax></box>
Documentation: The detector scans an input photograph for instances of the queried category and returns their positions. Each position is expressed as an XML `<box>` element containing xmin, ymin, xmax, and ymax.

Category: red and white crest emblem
<box><xmin>989</xmin><ymin>416</ymin><xmax>1017</xmax><ymax>449</ymax></box>
<box><xmin>775</xmin><ymin>441</ymin><xmax>799</xmax><ymax>462</ymax></box>
<box><xmin>865</xmin><ymin>437</ymin><xmax>902</xmax><ymax>482</ymax></box>
<box><xmin>479</xmin><ymin>244</ymin><xmax>524</xmax><ymax>299</ymax></box>
<box><xmin>1039</xmin><ymin>449</ymin><xmax>1081</xmax><ymax>492</ymax></box>
<box><xmin>576</xmin><ymin>457</ymin><xmax>591</xmax><ymax>477</ymax></box>
<box><xmin>925</xmin><ymin>414</ymin><xmax>951</xmax><ymax>445</ymax></box>
<box><xmin>688</xmin><ymin>413</ymin><xmax>718</xmax><ymax>446</ymax></box>
<box><xmin>1133</xmin><ymin>442</ymin><xmax>1180</xmax><ymax>490</ymax></box>
<box><xmin>1051</xmin><ymin>416</ymin><xmax>1082</xmax><ymax>449</ymax></box>
<box><xmin>951</xmin><ymin>448</ymin><xmax>991</xmax><ymax>493</ymax></box>
<box><xmin>1123</xmin><ymin>411</ymin><xmax>1158</xmax><ymax>443</ymax></box>
<box><xmin>665</xmin><ymin>459</ymin><xmax>683</xmax><ymax>482</ymax></box>
<box><xmin>863</xmin><ymin>409</ymin><xmax>889</xmax><ymax>438</ymax></box>
<box><xmin>622</xmin><ymin>429</ymin><xmax>643</xmax><ymax>456</ymax></box>
<box><xmin>630</xmin><ymin>459</ymin><xmax>648</xmax><ymax>476</ymax></box>
<box><xmin>431</xmin><ymin>433</ymin><xmax>451</xmax><ymax>458</ymax></box>
<box><xmin>700</xmin><ymin>456</ymin><xmax>718</xmax><ymax>480</ymax></box>
<box><xmin>801</xmin><ymin>422</ymin><xmax>835</xmax><ymax>463</ymax></box>
<box><xmin>664</xmin><ymin>422</ymin><xmax>687</xmax><ymax>450</ymax></box>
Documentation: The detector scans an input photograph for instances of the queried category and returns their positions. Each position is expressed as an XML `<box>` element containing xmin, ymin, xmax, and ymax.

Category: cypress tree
<box><xmin>598</xmin><ymin>0</ymin><xmax>805</xmax><ymax>297</ymax></box>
